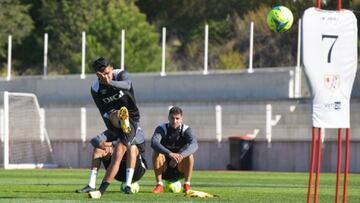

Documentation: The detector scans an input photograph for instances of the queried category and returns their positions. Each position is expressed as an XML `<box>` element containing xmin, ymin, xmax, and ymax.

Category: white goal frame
<box><xmin>2</xmin><ymin>91</ymin><xmax>57</xmax><ymax>169</ymax></box>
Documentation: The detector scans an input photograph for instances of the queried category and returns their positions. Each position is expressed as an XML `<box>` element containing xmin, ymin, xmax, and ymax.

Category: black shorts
<box><xmin>162</xmin><ymin>156</ymin><xmax>184</xmax><ymax>181</ymax></box>
<box><xmin>102</xmin><ymin>153</ymin><xmax>147</xmax><ymax>183</ymax></box>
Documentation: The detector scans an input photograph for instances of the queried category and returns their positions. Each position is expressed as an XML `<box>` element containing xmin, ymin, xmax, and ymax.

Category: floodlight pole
<box><xmin>203</xmin><ymin>24</ymin><xmax>209</xmax><ymax>75</ymax></box>
<box><xmin>120</xmin><ymin>29</ymin><xmax>125</xmax><ymax>71</ymax></box>
<box><xmin>161</xmin><ymin>27</ymin><xmax>166</xmax><ymax>76</ymax></box>
<box><xmin>7</xmin><ymin>35</ymin><xmax>12</xmax><ymax>81</ymax></box>
<box><xmin>43</xmin><ymin>33</ymin><xmax>48</xmax><ymax>78</ymax></box>
<box><xmin>81</xmin><ymin>31</ymin><xmax>86</xmax><ymax>79</ymax></box>
<box><xmin>294</xmin><ymin>19</ymin><xmax>302</xmax><ymax>98</ymax></box>
<box><xmin>248</xmin><ymin>22</ymin><xmax>254</xmax><ymax>73</ymax></box>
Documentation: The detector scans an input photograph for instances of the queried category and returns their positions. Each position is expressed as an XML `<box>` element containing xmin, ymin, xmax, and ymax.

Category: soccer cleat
<box><xmin>76</xmin><ymin>185</ymin><xmax>95</xmax><ymax>193</ymax></box>
<box><xmin>124</xmin><ymin>186</ymin><xmax>132</xmax><ymax>194</ymax></box>
<box><xmin>151</xmin><ymin>184</ymin><xmax>164</xmax><ymax>194</ymax></box>
<box><xmin>88</xmin><ymin>190</ymin><xmax>102</xmax><ymax>199</ymax></box>
<box><xmin>118</xmin><ymin>107</ymin><xmax>131</xmax><ymax>134</ymax></box>
<box><xmin>183</xmin><ymin>184</ymin><xmax>191</xmax><ymax>193</ymax></box>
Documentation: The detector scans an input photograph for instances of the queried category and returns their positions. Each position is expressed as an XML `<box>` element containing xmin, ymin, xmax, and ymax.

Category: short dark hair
<box><xmin>169</xmin><ymin>106</ymin><xmax>183</xmax><ymax>116</ymax></box>
<box><xmin>92</xmin><ymin>57</ymin><xmax>111</xmax><ymax>72</ymax></box>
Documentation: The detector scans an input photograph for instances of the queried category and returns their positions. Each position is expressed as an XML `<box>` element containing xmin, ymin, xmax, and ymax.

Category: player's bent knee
<box><xmin>114</xmin><ymin>143</ymin><xmax>127</xmax><ymax>159</ymax></box>
<box><xmin>185</xmin><ymin>154</ymin><xmax>194</xmax><ymax>163</ymax></box>
<box><xmin>152</xmin><ymin>152</ymin><xmax>165</xmax><ymax>161</ymax></box>
<box><xmin>152</xmin><ymin>152</ymin><xmax>166</xmax><ymax>167</ymax></box>
<box><xmin>178</xmin><ymin>155</ymin><xmax>194</xmax><ymax>172</ymax></box>
<box><xmin>127</xmin><ymin>145</ymin><xmax>139</xmax><ymax>156</ymax></box>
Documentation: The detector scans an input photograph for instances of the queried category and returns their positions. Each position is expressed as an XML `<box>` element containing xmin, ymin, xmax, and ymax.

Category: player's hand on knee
<box><xmin>169</xmin><ymin>153</ymin><xmax>183</xmax><ymax>164</ymax></box>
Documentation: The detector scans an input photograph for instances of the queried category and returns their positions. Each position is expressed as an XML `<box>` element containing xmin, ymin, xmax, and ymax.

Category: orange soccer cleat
<box><xmin>183</xmin><ymin>184</ymin><xmax>191</xmax><ymax>193</ymax></box>
<box><xmin>151</xmin><ymin>184</ymin><xmax>164</xmax><ymax>194</ymax></box>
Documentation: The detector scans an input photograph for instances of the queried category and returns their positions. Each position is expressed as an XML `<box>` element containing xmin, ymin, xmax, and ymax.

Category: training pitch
<box><xmin>0</xmin><ymin>169</ymin><xmax>359</xmax><ymax>202</ymax></box>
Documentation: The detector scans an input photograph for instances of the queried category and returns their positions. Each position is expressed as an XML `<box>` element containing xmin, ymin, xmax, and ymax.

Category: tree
<box><xmin>38</xmin><ymin>0</ymin><xmax>104</xmax><ymax>74</ymax></box>
<box><xmin>86</xmin><ymin>1</ymin><xmax>161</xmax><ymax>73</ymax></box>
<box><xmin>0</xmin><ymin>0</ymin><xmax>33</xmax><ymax>74</ymax></box>
<box><xmin>34</xmin><ymin>0</ymin><xmax>161</xmax><ymax>75</ymax></box>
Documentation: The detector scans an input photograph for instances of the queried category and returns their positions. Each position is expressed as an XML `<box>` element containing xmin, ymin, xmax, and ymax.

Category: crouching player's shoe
<box><xmin>124</xmin><ymin>186</ymin><xmax>132</xmax><ymax>194</ymax></box>
<box><xmin>76</xmin><ymin>185</ymin><xmax>95</xmax><ymax>193</ymax></box>
<box><xmin>88</xmin><ymin>190</ymin><xmax>102</xmax><ymax>199</ymax></box>
<box><xmin>183</xmin><ymin>184</ymin><xmax>191</xmax><ymax>193</ymax></box>
<box><xmin>118</xmin><ymin>106</ymin><xmax>131</xmax><ymax>134</ymax></box>
<box><xmin>151</xmin><ymin>184</ymin><xmax>164</xmax><ymax>194</ymax></box>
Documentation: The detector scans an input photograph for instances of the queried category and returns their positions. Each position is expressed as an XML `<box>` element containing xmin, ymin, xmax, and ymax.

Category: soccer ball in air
<box><xmin>267</xmin><ymin>6</ymin><xmax>294</xmax><ymax>32</ymax></box>
<box><xmin>120</xmin><ymin>182</ymin><xmax>140</xmax><ymax>194</ymax></box>
<box><xmin>165</xmin><ymin>180</ymin><xmax>182</xmax><ymax>193</ymax></box>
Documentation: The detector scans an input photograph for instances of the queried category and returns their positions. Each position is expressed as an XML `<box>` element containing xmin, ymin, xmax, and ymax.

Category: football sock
<box><xmin>99</xmin><ymin>181</ymin><xmax>110</xmax><ymax>195</ymax></box>
<box><xmin>88</xmin><ymin>169</ymin><xmax>98</xmax><ymax>188</ymax></box>
<box><xmin>185</xmin><ymin>181</ymin><xmax>191</xmax><ymax>185</ymax></box>
<box><xmin>157</xmin><ymin>181</ymin><xmax>163</xmax><ymax>186</ymax></box>
<box><xmin>125</xmin><ymin>168</ymin><xmax>134</xmax><ymax>186</ymax></box>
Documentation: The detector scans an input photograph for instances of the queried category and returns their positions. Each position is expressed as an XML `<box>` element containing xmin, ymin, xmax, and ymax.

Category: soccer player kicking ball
<box><xmin>76</xmin><ymin>57</ymin><xmax>146</xmax><ymax>197</ymax></box>
<box><xmin>151</xmin><ymin>106</ymin><xmax>198</xmax><ymax>194</ymax></box>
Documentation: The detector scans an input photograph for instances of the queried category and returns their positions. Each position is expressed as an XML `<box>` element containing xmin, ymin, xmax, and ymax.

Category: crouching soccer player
<box><xmin>151</xmin><ymin>106</ymin><xmax>198</xmax><ymax>194</ymax></box>
<box><xmin>76</xmin><ymin>112</ymin><xmax>147</xmax><ymax>196</ymax></box>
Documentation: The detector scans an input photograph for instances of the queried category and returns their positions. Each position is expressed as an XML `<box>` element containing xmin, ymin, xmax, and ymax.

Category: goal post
<box><xmin>2</xmin><ymin>91</ymin><xmax>57</xmax><ymax>169</ymax></box>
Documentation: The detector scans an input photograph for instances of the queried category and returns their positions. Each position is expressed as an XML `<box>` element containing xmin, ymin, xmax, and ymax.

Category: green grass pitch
<box><xmin>0</xmin><ymin>169</ymin><xmax>359</xmax><ymax>202</ymax></box>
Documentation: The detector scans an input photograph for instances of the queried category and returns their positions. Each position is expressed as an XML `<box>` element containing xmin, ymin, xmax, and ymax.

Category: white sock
<box><xmin>88</xmin><ymin>169</ymin><xmax>98</xmax><ymax>188</ymax></box>
<box><xmin>185</xmin><ymin>181</ymin><xmax>190</xmax><ymax>185</ymax></box>
<box><xmin>157</xmin><ymin>181</ymin><xmax>163</xmax><ymax>186</ymax></box>
<box><xmin>125</xmin><ymin>168</ymin><xmax>134</xmax><ymax>186</ymax></box>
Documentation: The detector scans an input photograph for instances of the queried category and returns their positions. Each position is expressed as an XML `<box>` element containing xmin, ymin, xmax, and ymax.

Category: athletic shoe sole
<box><xmin>118</xmin><ymin>107</ymin><xmax>131</xmax><ymax>134</ymax></box>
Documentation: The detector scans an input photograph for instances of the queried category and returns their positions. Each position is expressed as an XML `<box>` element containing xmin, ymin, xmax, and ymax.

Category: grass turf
<box><xmin>0</xmin><ymin>169</ymin><xmax>359</xmax><ymax>202</ymax></box>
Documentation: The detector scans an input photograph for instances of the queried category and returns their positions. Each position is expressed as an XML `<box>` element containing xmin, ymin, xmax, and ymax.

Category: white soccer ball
<box><xmin>120</xmin><ymin>182</ymin><xmax>140</xmax><ymax>194</ymax></box>
<box><xmin>165</xmin><ymin>180</ymin><xmax>182</xmax><ymax>193</ymax></box>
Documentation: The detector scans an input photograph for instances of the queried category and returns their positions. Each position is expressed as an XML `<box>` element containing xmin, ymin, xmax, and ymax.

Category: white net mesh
<box><xmin>4</xmin><ymin>92</ymin><xmax>55</xmax><ymax>167</ymax></box>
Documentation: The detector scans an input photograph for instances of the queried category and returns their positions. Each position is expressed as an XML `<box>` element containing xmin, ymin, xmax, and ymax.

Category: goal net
<box><xmin>1</xmin><ymin>91</ymin><xmax>57</xmax><ymax>169</ymax></box>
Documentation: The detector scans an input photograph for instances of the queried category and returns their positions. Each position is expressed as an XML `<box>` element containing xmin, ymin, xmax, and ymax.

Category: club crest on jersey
<box><xmin>324</xmin><ymin>74</ymin><xmax>340</xmax><ymax>92</ymax></box>
<box><xmin>102</xmin><ymin>90</ymin><xmax>124</xmax><ymax>103</ymax></box>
